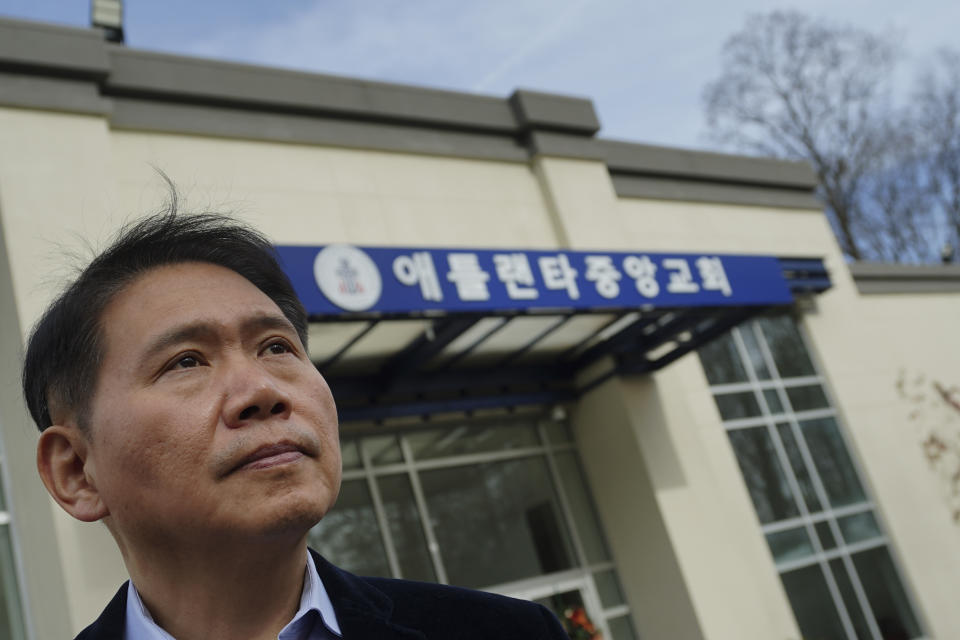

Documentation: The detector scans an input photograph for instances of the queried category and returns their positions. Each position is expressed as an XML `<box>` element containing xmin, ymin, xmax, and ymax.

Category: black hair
<box><xmin>21</xmin><ymin>204</ymin><xmax>308</xmax><ymax>432</ymax></box>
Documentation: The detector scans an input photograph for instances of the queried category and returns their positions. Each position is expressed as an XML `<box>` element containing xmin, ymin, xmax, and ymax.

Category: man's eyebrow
<box><xmin>141</xmin><ymin>315</ymin><xmax>296</xmax><ymax>361</ymax></box>
<box><xmin>239</xmin><ymin>314</ymin><xmax>298</xmax><ymax>338</ymax></box>
<box><xmin>141</xmin><ymin>323</ymin><xmax>220</xmax><ymax>361</ymax></box>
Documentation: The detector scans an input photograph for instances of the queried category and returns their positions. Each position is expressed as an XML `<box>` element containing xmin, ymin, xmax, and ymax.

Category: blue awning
<box><xmin>276</xmin><ymin>245</ymin><xmax>831</xmax><ymax>423</ymax></box>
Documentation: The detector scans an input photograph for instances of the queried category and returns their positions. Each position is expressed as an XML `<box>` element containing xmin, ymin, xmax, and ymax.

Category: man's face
<box><xmin>82</xmin><ymin>261</ymin><xmax>341</xmax><ymax>549</ymax></box>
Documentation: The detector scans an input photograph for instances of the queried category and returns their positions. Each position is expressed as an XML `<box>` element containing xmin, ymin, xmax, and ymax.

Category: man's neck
<box><xmin>123</xmin><ymin>535</ymin><xmax>309</xmax><ymax>640</ymax></box>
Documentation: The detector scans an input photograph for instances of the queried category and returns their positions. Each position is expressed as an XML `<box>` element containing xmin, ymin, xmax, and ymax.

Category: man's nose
<box><xmin>222</xmin><ymin>360</ymin><xmax>293</xmax><ymax>428</ymax></box>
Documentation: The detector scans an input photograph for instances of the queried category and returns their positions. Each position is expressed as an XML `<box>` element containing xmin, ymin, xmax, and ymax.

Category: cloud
<box><xmin>471</xmin><ymin>0</ymin><xmax>591</xmax><ymax>91</ymax></box>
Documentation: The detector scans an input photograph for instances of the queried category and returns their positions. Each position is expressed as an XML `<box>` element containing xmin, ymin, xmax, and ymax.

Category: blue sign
<box><xmin>275</xmin><ymin>245</ymin><xmax>794</xmax><ymax>316</ymax></box>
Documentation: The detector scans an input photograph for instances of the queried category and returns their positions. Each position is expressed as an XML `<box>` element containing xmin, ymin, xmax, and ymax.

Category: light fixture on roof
<box><xmin>91</xmin><ymin>0</ymin><xmax>124</xmax><ymax>43</ymax></box>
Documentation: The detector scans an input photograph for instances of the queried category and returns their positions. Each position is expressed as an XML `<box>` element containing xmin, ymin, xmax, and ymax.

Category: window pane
<box><xmin>407</xmin><ymin>423</ymin><xmax>539</xmax><ymax>460</ymax></box>
<box><xmin>828</xmin><ymin>558</ymin><xmax>874</xmax><ymax>640</ymax></box>
<box><xmin>740</xmin><ymin>325</ymin><xmax>771</xmax><ymax>379</ymax></box>
<box><xmin>766</xmin><ymin>527</ymin><xmax>814</xmax><ymax>564</ymax></box>
<box><xmin>377</xmin><ymin>474</ymin><xmax>436</xmax><ymax>582</ymax></box>
<box><xmin>698</xmin><ymin>332</ymin><xmax>748</xmax><ymax>385</ymax></box>
<box><xmin>780</xmin><ymin>564</ymin><xmax>849</xmax><ymax>640</ymax></box>
<box><xmin>728</xmin><ymin>427</ymin><xmax>799</xmax><ymax>523</ymax></box>
<box><xmin>554</xmin><ymin>452</ymin><xmax>610</xmax><ymax>563</ymax></box>
<box><xmin>714</xmin><ymin>391</ymin><xmax>762</xmax><ymax>420</ymax></box>
<box><xmin>544</xmin><ymin>421</ymin><xmax>573</xmax><ymax>445</ymax></box>
<box><xmin>420</xmin><ymin>457</ymin><xmax>576</xmax><ymax>588</ymax></box>
<box><xmin>594</xmin><ymin>568</ymin><xmax>625</xmax><ymax>607</ymax></box>
<box><xmin>0</xmin><ymin>526</ymin><xmax>25</xmax><ymax>640</ymax></box>
<box><xmin>838</xmin><ymin>511</ymin><xmax>882</xmax><ymax>545</ymax></box>
<box><xmin>362</xmin><ymin>435</ymin><xmax>403</xmax><ymax>465</ymax></box>
<box><xmin>341</xmin><ymin>439</ymin><xmax>361</xmax><ymax>470</ymax></box>
<box><xmin>785</xmin><ymin>385</ymin><xmax>830</xmax><ymax>412</ymax></box>
<box><xmin>758</xmin><ymin>316</ymin><xmax>815</xmax><ymax>378</ymax></box>
<box><xmin>816</xmin><ymin>521</ymin><xmax>838</xmax><ymax>550</ymax></box>
<box><xmin>763</xmin><ymin>389</ymin><xmax>784</xmax><ymax>414</ymax></box>
<box><xmin>799</xmin><ymin>417</ymin><xmax>867</xmax><ymax>508</ymax></box>
<box><xmin>607</xmin><ymin>614</ymin><xmax>639</xmax><ymax>640</ymax></box>
<box><xmin>851</xmin><ymin>547</ymin><xmax>922</xmax><ymax>639</ymax></box>
<box><xmin>776</xmin><ymin>423</ymin><xmax>823</xmax><ymax>513</ymax></box>
<box><xmin>308</xmin><ymin>480</ymin><xmax>390</xmax><ymax>577</ymax></box>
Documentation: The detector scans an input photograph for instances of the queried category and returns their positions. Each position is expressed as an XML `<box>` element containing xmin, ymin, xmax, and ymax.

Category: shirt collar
<box><xmin>123</xmin><ymin>551</ymin><xmax>342</xmax><ymax>640</ymax></box>
<box><xmin>281</xmin><ymin>550</ymin><xmax>343</xmax><ymax>638</ymax></box>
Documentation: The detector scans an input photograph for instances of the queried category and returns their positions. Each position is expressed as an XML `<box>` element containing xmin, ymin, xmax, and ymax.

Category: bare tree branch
<box><xmin>914</xmin><ymin>49</ymin><xmax>960</xmax><ymax>261</ymax></box>
<box><xmin>703</xmin><ymin>11</ymin><xmax>904</xmax><ymax>261</ymax></box>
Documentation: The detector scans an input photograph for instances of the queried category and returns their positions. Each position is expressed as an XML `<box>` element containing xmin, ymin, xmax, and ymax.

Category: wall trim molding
<box><xmin>849</xmin><ymin>263</ymin><xmax>960</xmax><ymax>294</ymax></box>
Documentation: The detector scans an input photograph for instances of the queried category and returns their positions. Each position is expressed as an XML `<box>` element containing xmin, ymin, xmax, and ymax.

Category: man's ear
<box><xmin>36</xmin><ymin>425</ymin><xmax>109</xmax><ymax>522</ymax></box>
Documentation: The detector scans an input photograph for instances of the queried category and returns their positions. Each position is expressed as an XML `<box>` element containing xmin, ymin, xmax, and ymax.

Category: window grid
<box><xmin>335</xmin><ymin>420</ymin><xmax>634</xmax><ymax>638</ymax></box>
<box><xmin>721</xmin><ymin>407</ymin><xmax>836</xmax><ymax>431</ymax></box>
<box><xmin>728</xmin><ymin>326</ymin><xmax>866</xmax><ymax>640</ymax></box>
<box><xmin>704</xmin><ymin>317</ymin><xmax>923</xmax><ymax>640</ymax></box>
<box><xmin>358</xmin><ymin>439</ymin><xmax>404</xmax><ymax>580</ymax></box>
<box><xmin>752</xmin><ymin>320</ymin><xmax>889</xmax><ymax>640</ymax></box>
<box><xmin>761</xmin><ymin>502</ymin><xmax>877</xmax><ymax>535</ymax></box>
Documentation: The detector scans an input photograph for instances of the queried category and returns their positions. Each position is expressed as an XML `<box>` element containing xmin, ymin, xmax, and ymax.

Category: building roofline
<box><xmin>0</xmin><ymin>15</ymin><xmax>819</xmax><ymax>208</ymax></box>
<box><xmin>599</xmin><ymin>139</ymin><xmax>817</xmax><ymax>189</ymax></box>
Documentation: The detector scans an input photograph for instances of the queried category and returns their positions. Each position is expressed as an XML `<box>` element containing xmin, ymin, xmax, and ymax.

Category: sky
<box><xmin>2</xmin><ymin>1</ymin><xmax>959</xmax><ymax>151</ymax></box>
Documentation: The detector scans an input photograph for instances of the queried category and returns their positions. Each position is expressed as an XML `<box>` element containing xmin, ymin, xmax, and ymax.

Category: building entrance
<box><xmin>308</xmin><ymin>414</ymin><xmax>638</xmax><ymax>638</ymax></box>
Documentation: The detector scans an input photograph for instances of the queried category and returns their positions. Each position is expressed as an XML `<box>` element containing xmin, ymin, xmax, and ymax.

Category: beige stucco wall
<box><xmin>572</xmin><ymin>370</ymin><xmax>803</xmax><ymax>640</ymax></box>
<box><xmin>107</xmin><ymin>131</ymin><xmax>557</xmax><ymax>250</ymax></box>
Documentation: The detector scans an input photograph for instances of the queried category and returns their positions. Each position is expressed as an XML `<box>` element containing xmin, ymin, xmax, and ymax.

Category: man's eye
<box><xmin>265</xmin><ymin>341</ymin><xmax>291</xmax><ymax>355</ymax></box>
<box><xmin>172</xmin><ymin>355</ymin><xmax>201</xmax><ymax>369</ymax></box>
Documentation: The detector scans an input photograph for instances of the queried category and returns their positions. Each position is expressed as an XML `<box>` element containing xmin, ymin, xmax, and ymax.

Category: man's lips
<box><xmin>233</xmin><ymin>443</ymin><xmax>306</xmax><ymax>472</ymax></box>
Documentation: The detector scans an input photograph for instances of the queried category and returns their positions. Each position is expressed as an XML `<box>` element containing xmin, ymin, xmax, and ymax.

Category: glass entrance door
<box><xmin>309</xmin><ymin>416</ymin><xmax>639</xmax><ymax>639</ymax></box>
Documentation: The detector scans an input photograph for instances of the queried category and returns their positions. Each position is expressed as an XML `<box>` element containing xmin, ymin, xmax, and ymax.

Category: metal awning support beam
<box><xmin>337</xmin><ymin>389</ymin><xmax>576</xmax><ymax>423</ymax></box>
<box><xmin>379</xmin><ymin>316</ymin><xmax>480</xmax><ymax>384</ymax></box>
<box><xmin>493</xmin><ymin>314</ymin><xmax>572</xmax><ymax>368</ymax></box>
<box><xmin>618</xmin><ymin>306</ymin><xmax>764</xmax><ymax>375</ymax></box>
<box><xmin>331</xmin><ymin>363</ymin><xmax>573</xmax><ymax>403</ymax></box>
<box><xmin>317</xmin><ymin>320</ymin><xmax>378</xmax><ymax>370</ymax></box>
<box><xmin>571</xmin><ymin>312</ymin><xmax>659</xmax><ymax>369</ymax></box>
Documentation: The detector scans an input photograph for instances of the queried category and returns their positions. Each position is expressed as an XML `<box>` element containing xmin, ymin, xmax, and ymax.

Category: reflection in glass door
<box><xmin>496</xmin><ymin>573</ymin><xmax>612</xmax><ymax>640</ymax></box>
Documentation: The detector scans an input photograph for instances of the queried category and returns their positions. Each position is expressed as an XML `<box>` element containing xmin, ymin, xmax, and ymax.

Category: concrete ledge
<box><xmin>526</xmin><ymin>131</ymin><xmax>604</xmax><ymax>160</ymax></box>
<box><xmin>111</xmin><ymin>98</ymin><xmax>528</xmax><ymax>161</ymax></box>
<box><xmin>0</xmin><ymin>72</ymin><xmax>110</xmax><ymax>115</ymax></box>
<box><xmin>611</xmin><ymin>174</ymin><xmax>821</xmax><ymax>209</ymax></box>
<box><xmin>105</xmin><ymin>47</ymin><xmax>519</xmax><ymax>133</ymax></box>
<box><xmin>509</xmin><ymin>89</ymin><xmax>600</xmax><ymax>135</ymax></box>
<box><xmin>850</xmin><ymin>262</ymin><xmax>960</xmax><ymax>294</ymax></box>
<box><xmin>601</xmin><ymin>139</ymin><xmax>817</xmax><ymax>189</ymax></box>
<box><xmin>0</xmin><ymin>17</ymin><xmax>109</xmax><ymax>78</ymax></box>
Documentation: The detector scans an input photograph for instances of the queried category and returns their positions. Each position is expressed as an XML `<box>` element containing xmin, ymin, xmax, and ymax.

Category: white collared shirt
<box><xmin>123</xmin><ymin>552</ymin><xmax>342</xmax><ymax>640</ymax></box>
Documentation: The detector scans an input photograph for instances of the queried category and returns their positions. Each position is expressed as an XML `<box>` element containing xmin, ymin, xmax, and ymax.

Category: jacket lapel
<box><xmin>310</xmin><ymin>550</ymin><xmax>427</xmax><ymax>640</ymax></box>
<box><xmin>74</xmin><ymin>582</ymin><xmax>127</xmax><ymax>640</ymax></box>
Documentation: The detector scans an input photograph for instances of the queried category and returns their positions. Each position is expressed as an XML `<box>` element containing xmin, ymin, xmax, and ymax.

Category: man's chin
<box><xmin>236</xmin><ymin>497</ymin><xmax>330</xmax><ymax>541</ymax></box>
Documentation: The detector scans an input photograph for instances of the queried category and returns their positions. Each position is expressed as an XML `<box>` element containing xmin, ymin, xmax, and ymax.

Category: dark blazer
<box><xmin>74</xmin><ymin>550</ymin><xmax>569</xmax><ymax>639</ymax></box>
